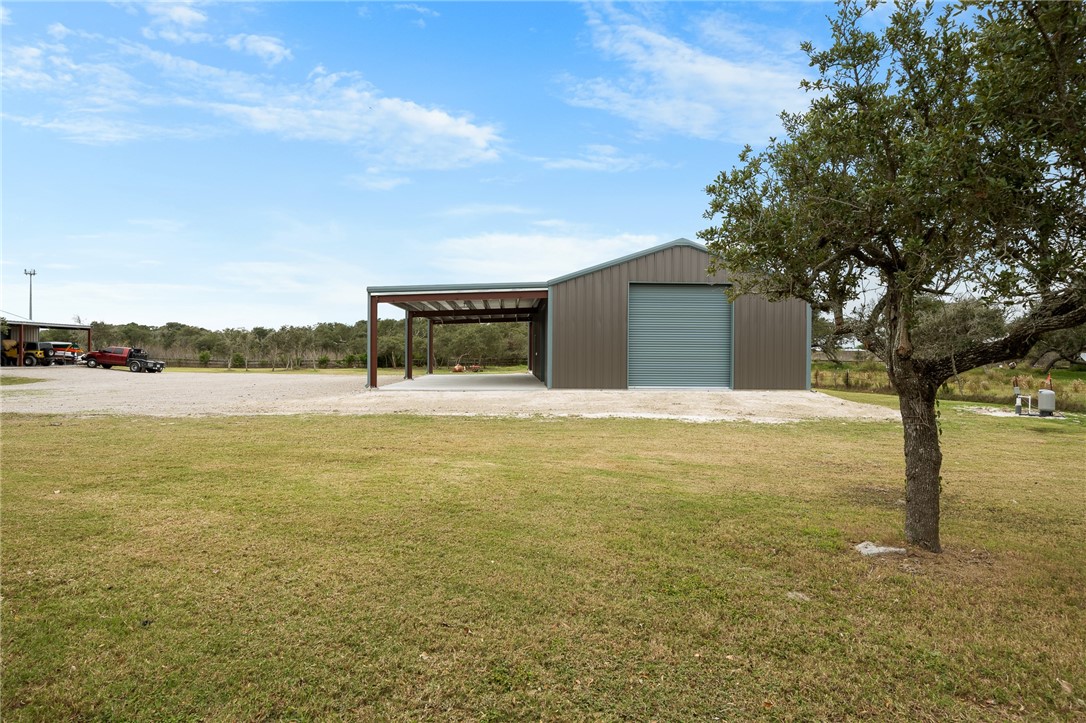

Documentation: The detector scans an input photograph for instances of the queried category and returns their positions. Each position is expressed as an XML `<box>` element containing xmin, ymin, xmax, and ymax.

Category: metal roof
<box><xmin>367</xmin><ymin>283</ymin><xmax>548</xmax><ymax>325</ymax></box>
<box><xmin>3</xmin><ymin>319</ymin><xmax>92</xmax><ymax>331</ymax></box>
<box><xmin>365</xmin><ymin>239</ymin><xmax>707</xmax><ymax>325</ymax></box>
<box><xmin>546</xmin><ymin>238</ymin><xmax>706</xmax><ymax>285</ymax></box>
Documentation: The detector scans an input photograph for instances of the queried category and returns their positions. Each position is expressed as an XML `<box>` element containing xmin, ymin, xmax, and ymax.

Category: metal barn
<box><xmin>367</xmin><ymin>239</ymin><xmax>810</xmax><ymax>390</ymax></box>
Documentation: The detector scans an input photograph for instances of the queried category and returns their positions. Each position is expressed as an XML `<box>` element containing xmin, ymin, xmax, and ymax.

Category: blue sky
<box><xmin>2</xmin><ymin>1</ymin><xmax>840</xmax><ymax>329</ymax></box>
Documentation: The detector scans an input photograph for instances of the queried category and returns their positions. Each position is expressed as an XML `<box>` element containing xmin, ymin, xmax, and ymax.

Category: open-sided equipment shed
<box><xmin>367</xmin><ymin>239</ymin><xmax>810</xmax><ymax>390</ymax></box>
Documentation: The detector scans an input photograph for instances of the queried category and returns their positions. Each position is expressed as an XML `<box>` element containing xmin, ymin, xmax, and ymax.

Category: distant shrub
<box><xmin>198</xmin><ymin>350</ymin><xmax>212</xmax><ymax>367</ymax></box>
<box><xmin>343</xmin><ymin>353</ymin><xmax>357</xmax><ymax>368</ymax></box>
<box><xmin>230</xmin><ymin>352</ymin><xmax>246</xmax><ymax>369</ymax></box>
<box><xmin>317</xmin><ymin>355</ymin><xmax>330</xmax><ymax>369</ymax></box>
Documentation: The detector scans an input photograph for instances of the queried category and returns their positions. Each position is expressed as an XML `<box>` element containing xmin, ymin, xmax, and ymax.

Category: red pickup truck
<box><xmin>84</xmin><ymin>346</ymin><xmax>166</xmax><ymax>373</ymax></box>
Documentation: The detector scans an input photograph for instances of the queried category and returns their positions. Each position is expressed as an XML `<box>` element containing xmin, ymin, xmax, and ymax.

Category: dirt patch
<box><xmin>0</xmin><ymin>366</ymin><xmax>901</xmax><ymax>423</ymax></box>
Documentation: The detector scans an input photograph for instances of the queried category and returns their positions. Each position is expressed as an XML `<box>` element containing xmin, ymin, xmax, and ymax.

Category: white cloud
<box><xmin>127</xmin><ymin>218</ymin><xmax>187</xmax><ymax>234</ymax></box>
<box><xmin>4</xmin><ymin>35</ymin><xmax>503</xmax><ymax>170</ymax></box>
<box><xmin>531</xmin><ymin>219</ymin><xmax>573</xmax><ymax>230</ymax></box>
<box><xmin>541</xmin><ymin>144</ymin><xmax>653</xmax><ymax>172</ymax></box>
<box><xmin>186</xmin><ymin>62</ymin><xmax>502</xmax><ymax>168</ymax></box>
<box><xmin>1</xmin><ymin>46</ymin><xmax>61</xmax><ymax>91</ymax></box>
<box><xmin>395</xmin><ymin>4</ymin><xmax>439</xmax><ymax>18</ymax></box>
<box><xmin>3</xmin><ymin>112</ymin><xmax>205</xmax><ymax>145</ymax></box>
<box><xmin>225</xmin><ymin>34</ymin><xmax>292</xmax><ymax>66</ymax></box>
<box><xmin>215</xmin><ymin>261</ymin><xmax>313</xmax><ymax>294</ymax></box>
<box><xmin>142</xmin><ymin>3</ymin><xmax>211</xmax><ymax>44</ymax></box>
<box><xmin>345</xmin><ymin>171</ymin><xmax>411</xmax><ymax>191</ymax></box>
<box><xmin>437</xmin><ymin>203</ymin><xmax>535</xmax><ymax>218</ymax></box>
<box><xmin>395</xmin><ymin>4</ymin><xmax>439</xmax><ymax>28</ymax></box>
<box><xmin>0</xmin><ymin>7</ymin><xmax>11</xmax><ymax>25</ymax></box>
<box><xmin>563</xmin><ymin>5</ymin><xmax>809</xmax><ymax>142</ymax></box>
<box><xmin>48</xmin><ymin>23</ymin><xmax>72</xmax><ymax>39</ymax></box>
<box><xmin>2</xmin><ymin>40</ymin><xmax>143</xmax><ymax>114</ymax></box>
<box><xmin>432</xmin><ymin>232</ymin><xmax>659</xmax><ymax>281</ymax></box>
<box><xmin>146</xmin><ymin>3</ymin><xmax>207</xmax><ymax>29</ymax></box>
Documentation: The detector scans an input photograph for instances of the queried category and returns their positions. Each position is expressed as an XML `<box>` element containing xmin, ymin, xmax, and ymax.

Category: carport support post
<box><xmin>528</xmin><ymin>321</ymin><xmax>534</xmax><ymax>373</ymax></box>
<box><xmin>405</xmin><ymin>311</ymin><xmax>414</xmax><ymax>380</ymax></box>
<box><xmin>368</xmin><ymin>293</ymin><xmax>379</xmax><ymax>389</ymax></box>
<box><xmin>427</xmin><ymin>321</ymin><xmax>434</xmax><ymax>375</ymax></box>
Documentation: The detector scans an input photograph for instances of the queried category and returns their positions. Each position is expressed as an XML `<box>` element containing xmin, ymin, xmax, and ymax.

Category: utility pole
<box><xmin>24</xmin><ymin>269</ymin><xmax>36</xmax><ymax>320</ymax></box>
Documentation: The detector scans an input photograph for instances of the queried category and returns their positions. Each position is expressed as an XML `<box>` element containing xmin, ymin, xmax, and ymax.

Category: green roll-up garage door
<box><xmin>628</xmin><ymin>284</ymin><xmax>732</xmax><ymax>387</ymax></box>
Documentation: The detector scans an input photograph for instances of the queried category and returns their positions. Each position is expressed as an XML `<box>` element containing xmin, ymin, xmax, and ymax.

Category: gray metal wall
<box><xmin>732</xmin><ymin>296</ymin><xmax>810</xmax><ymax>390</ymax></box>
<box><xmin>550</xmin><ymin>244</ymin><xmax>729</xmax><ymax>389</ymax></box>
<box><xmin>549</xmin><ymin>242</ymin><xmax>810</xmax><ymax>390</ymax></box>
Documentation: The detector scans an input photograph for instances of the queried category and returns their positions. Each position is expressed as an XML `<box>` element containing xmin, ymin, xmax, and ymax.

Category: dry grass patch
<box><xmin>0</xmin><ymin>376</ymin><xmax>45</xmax><ymax>387</ymax></box>
<box><xmin>2</xmin><ymin>403</ymin><xmax>1083</xmax><ymax>720</ymax></box>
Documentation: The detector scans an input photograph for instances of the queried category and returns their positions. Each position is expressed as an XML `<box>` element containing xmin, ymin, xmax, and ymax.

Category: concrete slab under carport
<box><xmin>381</xmin><ymin>372</ymin><xmax>546</xmax><ymax>391</ymax></box>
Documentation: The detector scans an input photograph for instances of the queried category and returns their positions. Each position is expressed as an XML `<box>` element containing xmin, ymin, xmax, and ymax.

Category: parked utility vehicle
<box><xmin>48</xmin><ymin>342</ymin><xmax>84</xmax><ymax>365</ymax></box>
<box><xmin>2</xmin><ymin>341</ymin><xmax>54</xmax><ymax>366</ymax></box>
<box><xmin>84</xmin><ymin>346</ymin><xmax>166</xmax><ymax>373</ymax></box>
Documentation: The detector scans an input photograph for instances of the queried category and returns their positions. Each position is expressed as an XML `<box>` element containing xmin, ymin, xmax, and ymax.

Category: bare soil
<box><xmin>0</xmin><ymin>366</ymin><xmax>900</xmax><ymax>423</ymax></box>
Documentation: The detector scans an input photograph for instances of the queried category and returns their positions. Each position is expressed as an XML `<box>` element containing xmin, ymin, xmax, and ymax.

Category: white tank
<box><xmin>1038</xmin><ymin>388</ymin><xmax>1056</xmax><ymax>416</ymax></box>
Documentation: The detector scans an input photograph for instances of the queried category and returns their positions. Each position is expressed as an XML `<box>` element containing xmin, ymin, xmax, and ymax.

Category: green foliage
<box><xmin>230</xmin><ymin>352</ymin><xmax>246</xmax><ymax>369</ymax></box>
<box><xmin>700</xmin><ymin>0</ymin><xmax>1086</xmax><ymax>552</ymax></box>
<box><xmin>1030</xmin><ymin>323</ymin><xmax>1086</xmax><ymax>373</ymax></box>
<box><xmin>197</xmin><ymin>350</ymin><xmax>212</xmax><ymax>367</ymax></box>
<box><xmin>811</xmin><ymin>314</ymin><xmax>850</xmax><ymax>363</ymax></box>
<box><xmin>700</xmin><ymin>0</ymin><xmax>1086</xmax><ymax>376</ymax></box>
<box><xmin>316</xmin><ymin>355</ymin><xmax>330</xmax><ymax>369</ymax></box>
<box><xmin>910</xmin><ymin>297</ymin><xmax>1007</xmax><ymax>361</ymax></box>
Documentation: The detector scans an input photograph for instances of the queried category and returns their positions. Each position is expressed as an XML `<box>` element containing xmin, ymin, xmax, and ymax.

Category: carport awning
<box><xmin>367</xmin><ymin>283</ymin><xmax>548</xmax><ymax>325</ymax></box>
<box><xmin>366</xmin><ymin>282</ymin><xmax>549</xmax><ymax>388</ymax></box>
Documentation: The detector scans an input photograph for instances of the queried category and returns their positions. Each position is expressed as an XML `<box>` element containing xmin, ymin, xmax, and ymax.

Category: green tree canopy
<box><xmin>700</xmin><ymin>0</ymin><xmax>1086</xmax><ymax>551</ymax></box>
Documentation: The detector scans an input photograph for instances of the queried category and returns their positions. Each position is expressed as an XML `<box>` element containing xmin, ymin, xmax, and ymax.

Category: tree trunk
<box><xmin>892</xmin><ymin>361</ymin><xmax>944</xmax><ymax>552</ymax></box>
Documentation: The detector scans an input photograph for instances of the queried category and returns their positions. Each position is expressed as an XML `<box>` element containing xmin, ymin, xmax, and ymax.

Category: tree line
<box><xmin>811</xmin><ymin>299</ymin><xmax>1086</xmax><ymax>374</ymax></box>
<box><xmin>42</xmin><ymin>320</ymin><xmax>529</xmax><ymax>369</ymax></box>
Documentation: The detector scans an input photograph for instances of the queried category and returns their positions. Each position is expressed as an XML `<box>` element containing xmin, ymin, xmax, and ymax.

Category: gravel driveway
<box><xmin>0</xmin><ymin>366</ymin><xmax>900</xmax><ymax>423</ymax></box>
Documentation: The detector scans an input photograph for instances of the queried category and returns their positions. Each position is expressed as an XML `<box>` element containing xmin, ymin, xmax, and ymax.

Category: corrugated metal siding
<box><xmin>628</xmin><ymin>285</ymin><xmax>731</xmax><ymax>387</ymax></box>
<box><xmin>732</xmin><ymin>296</ymin><xmax>810</xmax><ymax>389</ymax></box>
<box><xmin>550</xmin><ymin>244</ymin><xmax>728</xmax><ymax>389</ymax></box>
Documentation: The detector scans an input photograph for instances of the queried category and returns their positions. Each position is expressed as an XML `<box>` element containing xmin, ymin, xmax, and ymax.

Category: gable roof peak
<box><xmin>547</xmin><ymin>238</ymin><xmax>708</xmax><ymax>285</ymax></box>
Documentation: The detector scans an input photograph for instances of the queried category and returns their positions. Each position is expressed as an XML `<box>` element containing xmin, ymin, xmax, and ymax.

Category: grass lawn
<box><xmin>2</xmin><ymin>399</ymin><xmax>1084</xmax><ymax>720</ymax></box>
<box><xmin>0</xmin><ymin>377</ymin><xmax>44</xmax><ymax>387</ymax></box>
<box><xmin>813</xmin><ymin>361</ymin><xmax>1086</xmax><ymax>413</ymax></box>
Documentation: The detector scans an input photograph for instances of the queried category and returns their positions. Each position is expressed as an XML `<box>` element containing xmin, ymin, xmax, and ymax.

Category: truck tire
<box><xmin>129</xmin><ymin>360</ymin><xmax>143</xmax><ymax>372</ymax></box>
<box><xmin>86</xmin><ymin>358</ymin><xmax>98</xmax><ymax>368</ymax></box>
<box><xmin>23</xmin><ymin>354</ymin><xmax>37</xmax><ymax>367</ymax></box>
<box><xmin>102</xmin><ymin>364</ymin><xmax>112</xmax><ymax>369</ymax></box>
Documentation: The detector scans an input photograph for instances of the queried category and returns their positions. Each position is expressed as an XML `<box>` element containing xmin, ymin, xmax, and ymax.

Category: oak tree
<box><xmin>700</xmin><ymin>0</ymin><xmax>1086</xmax><ymax>551</ymax></box>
